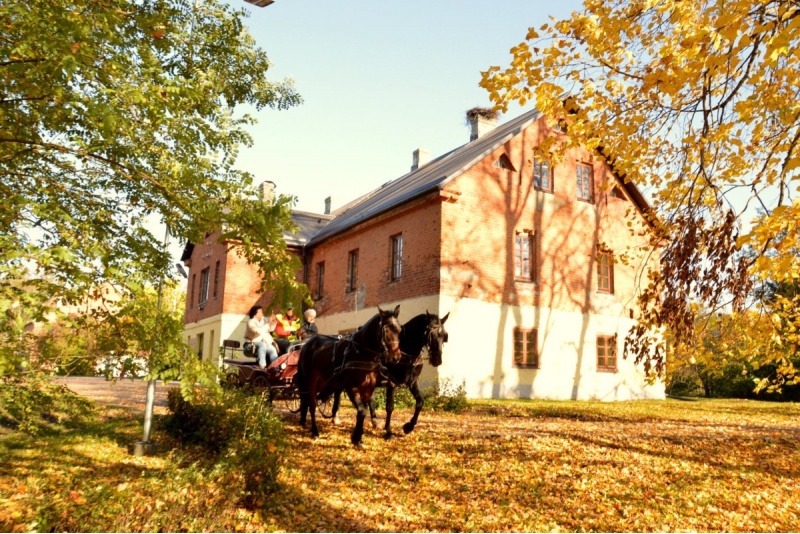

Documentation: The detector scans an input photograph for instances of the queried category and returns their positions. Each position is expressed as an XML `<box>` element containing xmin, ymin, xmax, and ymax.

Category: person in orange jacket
<box><xmin>273</xmin><ymin>303</ymin><xmax>302</xmax><ymax>354</ymax></box>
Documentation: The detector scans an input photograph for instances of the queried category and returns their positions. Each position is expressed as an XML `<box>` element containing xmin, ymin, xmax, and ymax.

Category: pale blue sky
<box><xmin>231</xmin><ymin>0</ymin><xmax>586</xmax><ymax>214</ymax></box>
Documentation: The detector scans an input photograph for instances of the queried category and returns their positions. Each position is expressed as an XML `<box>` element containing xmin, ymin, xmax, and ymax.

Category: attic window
<box><xmin>493</xmin><ymin>154</ymin><xmax>515</xmax><ymax>171</ymax></box>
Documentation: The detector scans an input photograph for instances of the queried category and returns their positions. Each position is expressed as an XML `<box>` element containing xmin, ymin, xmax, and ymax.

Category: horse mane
<box><xmin>400</xmin><ymin>313</ymin><xmax>434</xmax><ymax>358</ymax></box>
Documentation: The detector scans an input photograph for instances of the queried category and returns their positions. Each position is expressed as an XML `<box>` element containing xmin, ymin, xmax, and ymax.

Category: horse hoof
<box><xmin>370</xmin><ymin>418</ymin><xmax>379</xmax><ymax>430</ymax></box>
<box><xmin>333</xmin><ymin>416</ymin><xmax>341</xmax><ymax>425</ymax></box>
<box><xmin>403</xmin><ymin>423</ymin><xmax>415</xmax><ymax>434</ymax></box>
<box><xmin>383</xmin><ymin>432</ymin><xmax>394</xmax><ymax>440</ymax></box>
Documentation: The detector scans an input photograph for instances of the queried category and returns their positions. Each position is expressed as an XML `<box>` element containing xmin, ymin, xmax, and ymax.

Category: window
<box><xmin>316</xmin><ymin>261</ymin><xmax>325</xmax><ymax>298</ymax></box>
<box><xmin>597</xmin><ymin>251</ymin><xmax>614</xmax><ymax>293</ymax></box>
<box><xmin>390</xmin><ymin>234</ymin><xmax>403</xmax><ymax>281</ymax></box>
<box><xmin>196</xmin><ymin>333</ymin><xmax>204</xmax><ymax>361</ymax></box>
<box><xmin>597</xmin><ymin>335</ymin><xmax>617</xmax><ymax>372</ymax></box>
<box><xmin>514</xmin><ymin>231</ymin><xmax>535</xmax><ymax>281</ymax></box>
<box><xmin>576</xmin><ymin>163</ymin><xmax>593</xmax><ymax>202</ymax></box>
<box><xmin>346</xmin><ymin>250</ymin><xmax>358</xmax><ymax>292</ymax></box>
<box><xmin>513</xmin><ymin>328</ymin><xmax>538</xmax><ymax>368</ymax></box>
<box><xmin>212</xmin><ymin>261</ymin><xmax>220</xmax><ymax>299</ymax></box>
<box><xmin>533</xmin><ymin>158</ymin><xmax>552</xmax><ymax>192</ymax></box>
<box><xmin>199</xmin><ymin>267</ymin><xmax>210</xmax><ymax>307</ymax></box>
<box><xmin>190</xmin><ymin>274</ymin><xmax>196</xmax><ymax>308</ymax></box>
<box><xmin>493</xmin><ymin>154</ymin><xmax>515</xmax><ymax>171</ymax></box>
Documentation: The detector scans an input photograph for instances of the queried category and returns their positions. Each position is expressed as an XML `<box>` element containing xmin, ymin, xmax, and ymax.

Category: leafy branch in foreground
<box><xmin>1</xmin><ymin>0</ymin><xmax>303</xmax><ymax>376</ymax></box>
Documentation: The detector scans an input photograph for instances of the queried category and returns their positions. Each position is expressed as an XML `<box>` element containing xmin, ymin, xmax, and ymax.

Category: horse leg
<box><xmin>298</xmin><ymin>388</ymin><xmax>308</xmax><ymax>427</ymax></box>
<box><xmin>346</xmin><ymin>389</ymin><xmax>366</xmax><ymax>447</ymax></box>
<box><xmin>403</xmin><ymin>381</ymin><xmax>424</xmax><ymax>434</ymax></box>
<box><xmin>369</xmin><ymin>397</ymin><xmax>379</xmax><ymax>430</ymax></box>
<box><xmin>331</xmin><ymin>389</ymin><xmax>342</xmax><ymax>425</ymax></box>
<box><xmin>308</xmin><ymin>377</ymin><xmax>320</xmax><ymax>438</ymax></box>
<box><xmin>383</xmin><ymin>385</ymin><xmax>395</xmax><ymax>439</ymax></box>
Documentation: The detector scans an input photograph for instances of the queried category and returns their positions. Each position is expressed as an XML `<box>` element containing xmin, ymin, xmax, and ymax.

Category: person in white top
<box><xmin>245</xmin><ymin>305</ymin><xmax>278</xmax><ymax>368</ymax></box>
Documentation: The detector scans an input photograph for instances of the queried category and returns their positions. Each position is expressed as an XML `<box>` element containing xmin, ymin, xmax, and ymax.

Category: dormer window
<box><xmin>493</xmin><ymin>154</ymin><xmax>515</xmax><ymax>171</ymax></box>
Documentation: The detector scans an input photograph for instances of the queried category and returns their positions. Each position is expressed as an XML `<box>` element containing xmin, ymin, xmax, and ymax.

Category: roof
<box><xmin>307</xmin><ymin>108</ymin><xmax>547</xmax><ymax>245</ymax></box>
<box><xmin>303</xmin><ymin>107</ymin><xmax>653</xmax><ymax>245</ymax></box>
<box><xmin>284</xmin><ymin>211</ymin><xmax>334</xmax><ymax>247</ymax></box>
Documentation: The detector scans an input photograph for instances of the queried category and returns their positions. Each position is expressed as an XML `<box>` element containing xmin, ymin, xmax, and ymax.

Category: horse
<box><xmin>295</xmin><ymin>305</ymin><xmax>403</xmax><ymax>446</ymax></box>
<box><xmin>330</xmin><ymin>311</ymin><xmax>449</xmax><ymax>438</ymax></box>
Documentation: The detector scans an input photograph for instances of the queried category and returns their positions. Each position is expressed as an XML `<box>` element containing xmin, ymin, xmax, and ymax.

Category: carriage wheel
<box><xmin>318</xmin><ymin>397</ymin><xmax>333</xmax><ymax>419</ymax></box>
<box><xmin>284</xmin><ymin>392</ymin><xmax>301</xmax><ymax>413</ymax></box>
<box><xmin>252</xmin><ymin>375</ymin><xmax>269</xmax><ymax>390</ymax></box>
<box><xmin>224</xmin><ymin>372</ymin><xmax>240</xmax><ymax>389</ymax></box>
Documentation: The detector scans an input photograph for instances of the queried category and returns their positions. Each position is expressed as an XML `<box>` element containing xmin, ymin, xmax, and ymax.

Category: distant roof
<box><xmin>284</xmin><ymin>210</ymin><xmax>334</xmax><ymax>247</ymax></box>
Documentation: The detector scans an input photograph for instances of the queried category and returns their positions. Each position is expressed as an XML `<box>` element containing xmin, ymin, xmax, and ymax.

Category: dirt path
<box><xmin>54</xmin><ymin>376</ymin><xmax>179</xmax><ymax>414</ymax></box>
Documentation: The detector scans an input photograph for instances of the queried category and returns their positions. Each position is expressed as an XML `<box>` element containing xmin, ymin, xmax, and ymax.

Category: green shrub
<box><xmin>421</xmin><ymin>378</ymin><xmax>469</xmax><ymax>413</ymax></box>
<box><xmin>0</xmin><ymin>374</ymin><xmax>95</xmax><ymax>435</ymax></box>
<box><xmin>371</xmin><ymin>386</ymin><xmax>417</xmax><ymax>410</ymax></box>
<box><xmin>163</xmin><ymin>387</ymin><xmax>285</xmax><ymax>506</ymax></box>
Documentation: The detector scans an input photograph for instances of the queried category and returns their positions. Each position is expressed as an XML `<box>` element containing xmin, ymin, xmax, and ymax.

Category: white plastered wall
<box><xmin>183</xmin><ymin>312</ymin><xmax>250</xmax><ymax>366</ymax></box>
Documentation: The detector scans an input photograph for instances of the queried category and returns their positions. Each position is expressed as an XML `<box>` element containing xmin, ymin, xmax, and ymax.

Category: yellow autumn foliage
<box><xmin>481</xmin><ymin>0</ymin><xmax>800</xmax><ymax>387</ymax></box>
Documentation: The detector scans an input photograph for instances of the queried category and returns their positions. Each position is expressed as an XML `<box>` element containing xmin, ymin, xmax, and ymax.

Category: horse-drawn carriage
<box><xmin>221</xmin><ymin>340</ymin><xmax>332</xmax><ymax>416</ymax></box>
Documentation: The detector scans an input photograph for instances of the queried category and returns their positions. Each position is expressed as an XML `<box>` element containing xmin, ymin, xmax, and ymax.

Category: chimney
<box><xmin>411</xmin><ymin>148</ymin><xmax>431</xmax><ymax>171</ymax></box>
<box><xmin>259</xmin><ymin>180</ymin><xmax>276</xmax><ymax>204</ymax></box>
<box><xmin>324</xmin><ymin>196</ymin><xmax>333</xmax><ymax>215</ymax></box>
<box><xmin>466</xmin><ymin>107</ymin><xmax>499</xmax><ymax>141</ymax></box>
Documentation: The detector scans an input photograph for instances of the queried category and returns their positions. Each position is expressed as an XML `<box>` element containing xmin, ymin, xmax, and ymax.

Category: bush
<box><xmin>0</xmin><ymin>374</ymin><xmax>95</xmax><ymax>435</ymax></box>
<box><xmin>163</xmin><ymin>387</ymin><xmax>285</xmax><ymax>506</ymax></box>
<box><xmin>371</xmin><ymin>387</ymin><xmax>417</xmax><ymax>410</ymax></box>
<box><xmin>421</xmin><ymin>378</ymin><xmax>469</xmax><ymax>413</ymax></box>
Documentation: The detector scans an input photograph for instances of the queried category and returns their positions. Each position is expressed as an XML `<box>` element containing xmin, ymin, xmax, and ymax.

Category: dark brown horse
<box><xmin>296</xmin><ymin>305</ymin><xmax>402</xmax><ymax>446</ymax></box>
<box><xmin>330</xmin><ymin>311</ymin><xmax>449</xmax><ymax>438</ymax></box>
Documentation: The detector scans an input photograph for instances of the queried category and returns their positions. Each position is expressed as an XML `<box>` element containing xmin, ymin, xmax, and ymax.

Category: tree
<box><xmin>1</xmin><ymin>0</ymin><xmax>303</xmax><ymax>375</ymax></box>
<box><xmin>480</xmin><ymin>0</ymin><xmax>800</xmax><ymax>387</ymax></box>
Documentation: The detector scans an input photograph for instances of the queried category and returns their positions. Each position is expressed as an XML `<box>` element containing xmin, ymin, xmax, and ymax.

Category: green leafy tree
<box><xmin>1</xmin><ymin>0</ymin><xmax>303</xmax><ymax>375</ymax></box>
<box><xmin>481</xmin><ymin>0</ymin><xmax>800</xmax><ymax>386</ymax></box>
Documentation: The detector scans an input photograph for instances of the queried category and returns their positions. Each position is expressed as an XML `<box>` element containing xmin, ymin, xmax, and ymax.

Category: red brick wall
<box><xmin>440</xmin><ymin>115</ymin><xmax>654</xmax><ymax>314</ymax></box>
<box><xmin>184</xmin><ymin>114</ymin><xmax>654</xmax><ymax>326</ymax></box>
<box><xmin>183</xmin><ymin>231</ymin><xmax>303</xmax><ymax>323</ymax></box>
<box><xmin>305</xmin><ymin>197</ymin><xmax>443</xmax><ymax>316</ymax></box>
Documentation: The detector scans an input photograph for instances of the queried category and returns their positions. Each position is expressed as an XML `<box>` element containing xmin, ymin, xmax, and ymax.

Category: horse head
<box><xmin>377</xmin><ymin>305</ymin><xmax>403</xmax><ymax>363</ymax></box>
<box><xmin>424</xmin><ymin>310</ymin><xmax>449</xmax><ymax>367</ymax></box>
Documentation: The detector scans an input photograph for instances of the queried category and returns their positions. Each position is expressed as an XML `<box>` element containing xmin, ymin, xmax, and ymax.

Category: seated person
<box><xmin>245</xmin><ymin>305</ymin><xmax>278</xmax><ymax>369</ymax></box>
<box><xmin>300</xmin><ymin>308</ymin><xmax>318</xmax><ymax>340</ymax></box>
<box><xmin>273</xmin><ymin>303</ymin><xmax>302</xmax><ymax>354</ymax></box>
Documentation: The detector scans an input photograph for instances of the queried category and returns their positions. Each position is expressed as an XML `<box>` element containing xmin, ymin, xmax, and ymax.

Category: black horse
<box><xmin>296</xmin><ymin>305</ymin><xmax>402</xmax><ymax>446</ymax></box>
<box><xmin>330</xmin><ymin>311</ymin><xmax>449</xmax><ymax>438</ymax></box>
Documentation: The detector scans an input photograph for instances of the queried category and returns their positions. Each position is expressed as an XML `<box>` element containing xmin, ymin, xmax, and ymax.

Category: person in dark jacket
<box><xmin>300</xmin><ymin>308</ymin><xmax>318</xmax><ymax>340</ymax></box>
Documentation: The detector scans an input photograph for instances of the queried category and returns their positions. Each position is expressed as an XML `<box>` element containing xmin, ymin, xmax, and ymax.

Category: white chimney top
<box><xmin>259</xmin><ymin>181</ymin><xmax>276</xmax><ymax>204</ymax></box>
<box><xmin>411</xmin><ymin>148</ymin><xmax>431</xmax><ymax>171</ymax></box>
<box><xmin>466</xmin><ymin>108</ymin><xmax>499</xmax><ymax>141</ymax></box>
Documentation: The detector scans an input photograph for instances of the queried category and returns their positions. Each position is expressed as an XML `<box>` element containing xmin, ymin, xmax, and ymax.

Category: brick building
<box><xmin>181</xmin><ymin>107</ymin><xmax>664</xmax><ymax>400</ymax></box>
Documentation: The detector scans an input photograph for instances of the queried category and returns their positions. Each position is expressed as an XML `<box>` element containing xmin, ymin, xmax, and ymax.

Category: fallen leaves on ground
<box><xmin>1</xmin><ymin>399</ymin><xmax>799</xmax><ymax>532</ymax></box>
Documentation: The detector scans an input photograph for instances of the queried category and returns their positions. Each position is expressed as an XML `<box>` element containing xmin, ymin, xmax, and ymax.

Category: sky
<box><xmin>228</xmin><ymin>0</ymin><xmax>586</xmax><ymax>214</ymax></box>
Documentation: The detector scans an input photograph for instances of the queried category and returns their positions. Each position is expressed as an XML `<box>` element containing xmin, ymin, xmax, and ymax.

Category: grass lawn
<box><xmin>1</xmin><ymin>397</ymin><xmax>799</xmax><ymax>532</ymax></box>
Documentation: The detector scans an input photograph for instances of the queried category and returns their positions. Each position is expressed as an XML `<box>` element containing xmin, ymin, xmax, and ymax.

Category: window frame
<box><xmin>597</xmin><ymin>250</ymin><xmax>614</xmax><ymax>294</ymax></box>
<box><xmin>514</xmin><ymin>231</ymin><xmax>536</xmax><ymax>282</ymax></box>
<box><xmin>315</xmin><ymin>261</ymin><xmax>325</xmax><ymax>299</ymax></box>
<box><xmin>576</xmin><ymin>162</ymin><xmax>593</xmax><ymax>202</ymax></box>
<box><xmin>390</xmin><ymin>233</ymin><xmax>403</xmax><ymax>281</ymax></box>
<box><xmin>212</xmin><ymin>260</ymin><xmax>220</xmax><ymax>300</ymax></box>
<box><xmin>199</xmin><ymin>267</ymin><xmax>210</xmax><ymax>307</ymax></box>
<box><xmin>513</xmin><ymin>327</ymin><xmax>539</xmax><ymax>368</ymax></box>
<box><xmin>533</xmin><ymin>157</ymin><xmax>553</xmax><ymax>192</ymax></box>
<box><xmin>346</xmin><ymin>250</ymin><xmax>358</xmax><ymax>293</ymax></box>
<box><xmin>596</xmin><ymin>334</ymin><xmax>618</xmax><ymax>372</ymax></box>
